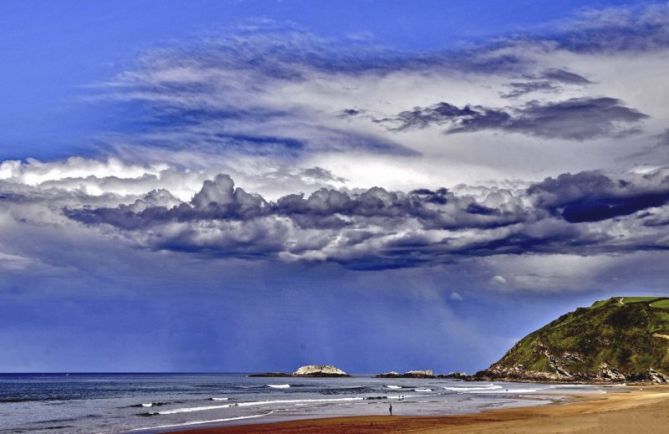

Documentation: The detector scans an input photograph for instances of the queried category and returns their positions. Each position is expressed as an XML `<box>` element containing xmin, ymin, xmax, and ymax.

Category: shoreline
<box><xmin>162</xmin><ymin>386</ymin><xmax>669</xmax><ymax>434</ymax></box>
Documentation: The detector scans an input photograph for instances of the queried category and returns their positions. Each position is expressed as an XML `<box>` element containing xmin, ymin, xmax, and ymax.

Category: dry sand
<box><xmin>167</xmin><ymin>387</ymin><xmax>669</xmax><ymax>434</ymax></box>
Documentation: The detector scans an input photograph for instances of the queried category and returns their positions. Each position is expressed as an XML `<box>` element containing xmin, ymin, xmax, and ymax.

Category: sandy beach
<box><xmin>167</xmin><ymin>387</ymin><xmax>669</xmax><ymax>434</ymax></box>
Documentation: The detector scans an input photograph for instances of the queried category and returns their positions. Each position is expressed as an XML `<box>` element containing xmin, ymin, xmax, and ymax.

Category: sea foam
<box><xmin>153</xmin><ymin>397</ymin><xmax>365</xmax><ymax>415</ymax></box>
<box><xmin>443</xmin><ymin>384</ymin><xmax>503</xmax><ymax>392</ymax></box>
<box><xmin>131</xmin><ymin>411</ymin><xmax>274</xmax><ymax>431</ymax></box>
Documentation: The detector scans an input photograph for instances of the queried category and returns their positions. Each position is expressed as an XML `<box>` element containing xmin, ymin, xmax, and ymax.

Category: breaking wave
<box><xmin>130</xmin><ymin>411</ymin><xmax>274</xmax><ymax>431</ymax></box>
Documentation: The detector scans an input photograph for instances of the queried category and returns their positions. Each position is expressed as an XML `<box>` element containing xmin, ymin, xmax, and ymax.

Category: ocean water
<box><xmin>0</xmin><ymin>373</ymin><xmax>613</xmax><ymax>433</ymax></box>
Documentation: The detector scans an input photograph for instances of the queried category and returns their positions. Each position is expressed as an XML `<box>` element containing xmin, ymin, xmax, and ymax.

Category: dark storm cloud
<box><xmin>501</xmin><ymin>69</ymin><xmax>591</xmax><ymax>99</ymax></box>
<box><xmin>501</xmin><ymin>81</ymin><xmax>558</xmax><ymax>99</ymax></box>
<box><xmin>529</xmin><ymin>171</ymin><xmax>669</xmax><ymax>223</ymax></box>
<box><xmin>392</xmin><ymin>103</ymin><xmax>510</xmax><ymax>131</ymax></box>
<box><xmin>393</xmin><ymin>97</ymin><xmax>647</xmax><ymax>140</ymax></box>
<box><xmin>538</xmin><ymin>69</ymin><xmax>592</xmax><ymax>85</ymax></box>
<box><xmin>499</xmin><ymin>98</ymin><xmax>648</xmax><ymax>140</ymax></box>
<box><xmin>300</xmin><ymin>167</ymin><xmax>347</xmax><ymax>183</ymax></box>
<box><xmin>63</xmin><ymin>168</ymin><xmax>669</xmax><ymax>269</ymax></box>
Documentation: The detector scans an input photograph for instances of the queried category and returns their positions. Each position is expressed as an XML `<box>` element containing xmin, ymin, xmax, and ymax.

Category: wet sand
<box><xmin>166</xmin><ymin>387</ymin><xmax>669</xmax><ymax>433</ymax></box>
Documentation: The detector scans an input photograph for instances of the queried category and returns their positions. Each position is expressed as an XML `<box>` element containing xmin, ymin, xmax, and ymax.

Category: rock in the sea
<box><xmin>374</xmin><ymin>371</ymin><xmax>401</xmax><ymax>378</ymax></box>
<box><xmin>293</xmin><ymin>365</ymin><xmax>349</xmax><ymax>377</ymax></box>
<box><xmin>404</xmin><ymin>369</ymin><xmax>434</xmax><ymax>378</ymax></box>
<box><xmin>438</xmin><ymin>372</ymin><xmax>470</xmax><ymax>380</ymax></box>
<box><xmin>374</xmin><ymin>369</ymin><xmax>435</xmax><ymax>378</ymax></box>
<box><xmin>247</xmin><ymin>372</ymin><xmax>292</xmax><ymax>377</ymax></box>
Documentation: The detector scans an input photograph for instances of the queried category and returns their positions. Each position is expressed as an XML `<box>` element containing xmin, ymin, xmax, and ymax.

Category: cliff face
<box><xmin>478</xmin><ymin>297</ymin><xmax>669</xmax><ymax>383</ymax></box>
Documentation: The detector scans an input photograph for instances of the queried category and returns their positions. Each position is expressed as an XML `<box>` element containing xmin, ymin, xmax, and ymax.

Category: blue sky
<box><xmin>1</xmin><ymin>1</ymin><xmax>669</xmax><ymax>372</ymax></box>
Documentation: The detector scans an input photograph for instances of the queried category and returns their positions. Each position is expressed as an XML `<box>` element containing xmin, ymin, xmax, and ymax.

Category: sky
<box><xmin>1</xmin><ymin>0</ymin><xmax>668</xmax><ymax>373</ymax></box>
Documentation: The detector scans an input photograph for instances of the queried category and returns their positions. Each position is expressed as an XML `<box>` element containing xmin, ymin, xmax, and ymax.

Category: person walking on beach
<box><xmin>389</xmin><ymin>402</ymin><xmax>393</xmax><ymax>416</ymax></box>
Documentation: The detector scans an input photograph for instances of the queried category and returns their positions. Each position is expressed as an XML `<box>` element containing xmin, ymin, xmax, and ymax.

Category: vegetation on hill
<box><xmin>477</xmin><ymin>297</ymin><xmax>669</xmax><ymax>383</ymax></box>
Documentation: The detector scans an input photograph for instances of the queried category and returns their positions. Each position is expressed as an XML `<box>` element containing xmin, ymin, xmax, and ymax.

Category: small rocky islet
<box><xmin>249</xmin><ymin>364</ymin><xmax>350</xmax><ymax>377</ymax></box>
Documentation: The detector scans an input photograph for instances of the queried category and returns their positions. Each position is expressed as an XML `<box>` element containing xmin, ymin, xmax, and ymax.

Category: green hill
<box><xmin>477</xmin><ymin>297</ymin><xmax>669</xmax><ymax>383</ymax></box>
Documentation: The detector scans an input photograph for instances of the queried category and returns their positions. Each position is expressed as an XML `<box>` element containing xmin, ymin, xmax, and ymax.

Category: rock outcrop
<box><xmin>247</xmin><ymin>372</ymin><xmax>292</xmax><ymax>377</ymax></box>
<box><xmin>292</xmin><ymin>365</ymin><xmax>349</xmax><ymax>377</ymax></box>
<box><xmin>404</xmin><ymin>369</ymin><xmax>434</xmax><ymax>378</ymax></box>
<box><xmin>437</xmin><ymin>372</ymin><xmax>469</xmax><ymax>380</ymax></box>
<box><xmin>375</xmin><ymin>369</ymin><xmax>435</xmax><ymax>378</ymax></box>
<box><xmin>475</xmin><ymin>297</ymin><xmax>669</xmax><ymax>384</ymax></box>
<box><xmin>375</xmin><ymin>371</ymin><xmax>401</xmax><ymax>378</ymax></box>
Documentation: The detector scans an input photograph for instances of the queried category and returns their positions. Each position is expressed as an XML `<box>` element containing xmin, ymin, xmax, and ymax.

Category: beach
<box><xmin>168</xmin><ymin>387</ymin><xmax>669</xmax><ymax>434</ymax></box>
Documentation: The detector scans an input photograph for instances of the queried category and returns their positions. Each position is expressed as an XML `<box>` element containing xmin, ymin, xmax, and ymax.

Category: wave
<box><xmin>267</xmin><ymin>384</ymin><xmax>290</xmax><ymax>389</ymax></box>
<box><xmin>385</xmin><ymin>385</ymin><xmax>402</xmax><ymax>389</ymax></box>
<box><xmin>0</xmin><ymin>397</ymin><xmax>35</xmax><ymax>403</ymax></box>
<box><xmin>131</xmin><ymin>402</ymin><xmax>170</xmax><ymax>408</ymax></box>
<box><xmin>444</xmin><ymin>384</ymin><xmax>503</xmax><ymax>392</ymax></box>
<box><xmin>151</xmin><ymin>397</ymin><xmax>365</xmax><ymax>415</ymax></box>
<box><xmin>320</xmin><ymin>386</ymin><xmax>375</xmax><ymax>395</ymax></box>
<box><xmin>210</xmin><ymin>397</ymin><xmax>229</xmax><ymax>401</ymax></box>
<box><xmin>150</xmin><ymin>403</ymin><xmax>233</xmax><ymax>415</ymax></box>
<box><xmin>414</xmin><ymin>388</ymin><xmax>433</xmax><ymax>392</ymax></box>
<box><xmin>548</xmin><ymin>384</ymin><xmax>606</xmax><ymax>391</ymax></box>
<box><xmin>467</xmin><ymin>388</ymin><xmax>540</xmax><ymax>394</ymax></box>
<box><xmin>0</xmin><ymin>397</ymin><xmax>63</xmax><ymax>403</ymax></box>
<box><xmin>388</xmin><ymin>394</ymin><xmax>412</xmax><ymax>400</ymax></box>
<box><xmin>130</xmin><ymin>411</ymin><xmax>273</xmax><ymax>431</ymax></box>
<box><xmin>444</xmin><ymin>383</ymin><xmax>540</xmax><ymax>394</ymax></box>
<box><xmin>236</xmin><ymin>397</ymin><xmax>364</xmax><ymax>407</ymax></box>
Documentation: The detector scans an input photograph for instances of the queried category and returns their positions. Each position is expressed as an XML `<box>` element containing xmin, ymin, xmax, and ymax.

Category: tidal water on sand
<box><xmin>0</xmin><ymin>373</ymin><xmax>614</xmax><ymax>433</ymax></box>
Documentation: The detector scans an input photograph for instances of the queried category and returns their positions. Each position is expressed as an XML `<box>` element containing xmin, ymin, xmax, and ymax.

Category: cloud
<box><xmin>53</xmin><ymin>165</ymin><xmax>669</xmax><ymax>269</ymax></box>
<box><xmin>98</xmin><ymin>26</ymin><xmax>420</xmax><ymax>158</ymax></box>
<box><xmin>391</xmin><ymin>103</ymin><xmax>510</xmax><ymax>131</ymax></box>
<box><xmin>491</xmin><ymin>275</ymin><xmax>508</xmax><ymax>285</ymax></box>
<box><xmin>0</xmin><ymin>251</ymin><xmax>35</xmax><ymax>271</ymax></box>
<box><xmin>501</xmin><ymin>81</ymin><xmax>559</xmax><ymax>99</ymax></box>
<box><xmin>391</xmin><ymin>97</ymin><xmax>648</xmax><ymax>140</ymax></box>
<box><xmin>529</xmin><ymin>170</ymin><xmax>669</xmax><ymax>222</ymax></box>
<box><xmin>485</xmin><ymin>254</ymin><xmax>617</xmax><ymax>293</ymax></box>
<box><xmin>538</xmin><ymin>68</ymin><xmax>592</xmax><ymax>84</ymax></box>
<box><xmin>5</xmin><ymin>4</ymin><xmax>669</xmax><ymax>275</ymax></box>
<box><xmin>555</xmin><ymin>3</ymin><xmax>669</xmax><ymax>52</ymax></box>
<box><xmin>73</xmin><ymin>3</ymin><xmax>669</xmax><ymax>196</ymax></box>
<box><xmin>496</xmin><ymin>98</ymin><xmax>648</xmax><ymax>140</ymax></box>
<box><xmin>450</xmin><ymin>291</ymin><xmax>464</xmax><ymax>301</ymax></box>
<box><xmin>500</xmin><ymin>68</ymin><xmax>591</xmax><ymax>99</ymax></box>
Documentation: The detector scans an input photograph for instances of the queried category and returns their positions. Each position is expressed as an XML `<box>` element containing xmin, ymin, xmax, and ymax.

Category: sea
<box><xmin>0</xmin><ymin>373</ymin><xmax>616</xmax><ymax>433</ymax></box>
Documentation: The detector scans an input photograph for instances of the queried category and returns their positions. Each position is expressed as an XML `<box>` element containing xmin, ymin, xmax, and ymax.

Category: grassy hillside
<box><xmin>479</xmin><ymin>297</ymin><xmax>669</xmax><ymax>383</ymax></box>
